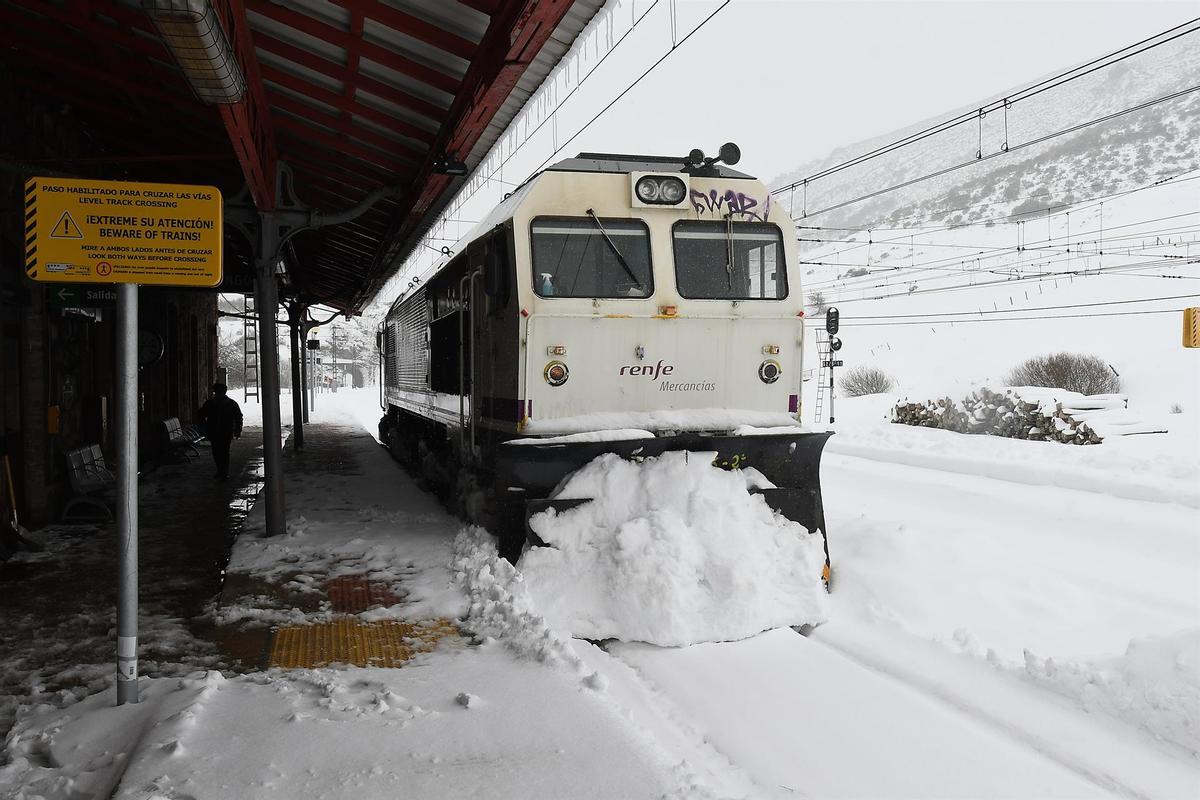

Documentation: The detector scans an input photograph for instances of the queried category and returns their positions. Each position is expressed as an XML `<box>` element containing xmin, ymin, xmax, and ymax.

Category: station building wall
<box><xmin>1</xmin><ymin>76</ymin><xmax>221</xmax><ymax>526</ymax></box>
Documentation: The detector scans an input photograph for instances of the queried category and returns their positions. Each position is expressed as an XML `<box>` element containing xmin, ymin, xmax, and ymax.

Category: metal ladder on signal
<box><xmin>812</xmin><ymin>331</ymin><xmax>830</xmax><ymax>424</ymax></box>
<box><xmin>243</xmin><ymin>296</ymin><xmax>259</xmax><ymax>403</ymax></box>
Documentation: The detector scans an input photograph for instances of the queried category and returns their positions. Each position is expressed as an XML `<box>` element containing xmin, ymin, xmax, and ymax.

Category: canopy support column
<box><xmin>254</xmin><ymin>213</ymin><xmax>286</xmax><ymax>536</ymax></box>
<box><xmin>300</xmin><ymin>312</ymin><xmax>310</xmax><ymax>424</ymax></box>
<box><xmin>286</xmin><ymin>302</ymin><xmax>306</xmax><ymax>450</ymax></box>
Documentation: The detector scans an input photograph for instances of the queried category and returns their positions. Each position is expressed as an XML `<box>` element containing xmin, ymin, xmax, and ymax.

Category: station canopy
<box><xmin>4</xmin><ymin>0</ymin><xmax>604</xmax><ymax>311</ymax></box>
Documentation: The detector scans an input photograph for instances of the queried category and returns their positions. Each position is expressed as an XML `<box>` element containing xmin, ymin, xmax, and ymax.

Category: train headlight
<box><xmin>758</xmin><ymin>359</ymin><xmax>782</xmax><ymax>384</ymax></box>
<box><xmin>544</xmin><ymin>360</ymin><xmax>569</xmax><ymax>387</ymax></box>
<box><xmin>659</xmin><ymin>177</ymin><xmax>686</xmax><ymax>203</ymax></box>
<box><xmin>634</xmin><ymin>175</ymin><xmax>687</xmax><ymax>205</ymax></box>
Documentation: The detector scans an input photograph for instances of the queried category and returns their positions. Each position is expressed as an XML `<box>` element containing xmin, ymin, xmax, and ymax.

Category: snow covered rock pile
<box><xmin>518</xmin><ymin>452</ymin><xmax>830</xmax><ymax>647</ymax></box>
<box><xmin>892</xmin><ymin>387</ymin><xmax>1133</xmax><ymax>444</ymax></box>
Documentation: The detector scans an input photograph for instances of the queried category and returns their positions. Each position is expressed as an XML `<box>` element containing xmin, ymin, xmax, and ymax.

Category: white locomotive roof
<box><xmin>389</xmin><ymin>151</ymin><xmax>764</xmax><ymax>312</ymax></box>
<box><xmin>453</xmin><ymin>151</ymin><xmax>759</xmax><ymax>249</ymax></box>
<box><xmin>547</xmin><ymin>152</ymin><xmax>754</xmax><ymax>179</ymax></box>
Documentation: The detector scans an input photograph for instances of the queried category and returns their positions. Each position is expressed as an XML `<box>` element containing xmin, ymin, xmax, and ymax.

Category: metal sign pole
<box><xmin>828</xmin><ymin>365</ymin><xmax>835</xmax><ymax>425</ymax></box>
<box><xmin>116</xmin><ymin>282</ymin><xmax>139</xmax><ymax>704</ymax></box>
<box><xmin>23</xmin><ymin>176</ymin><xmax>224</xmax><ymax>705</ymax></box>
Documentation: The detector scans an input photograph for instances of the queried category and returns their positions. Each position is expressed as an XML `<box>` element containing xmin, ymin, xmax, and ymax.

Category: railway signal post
<box><xmin>24</xmin><ymin>177</ymin><xmax>223</xmax><ymax>705</ymax></box>
<box><xmin>824</xmin><ymin>308</ymin><xmax>842</xmax><ymax>424</ymax></box>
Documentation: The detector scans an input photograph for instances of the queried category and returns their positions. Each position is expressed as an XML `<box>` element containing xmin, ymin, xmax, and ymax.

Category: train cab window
<box><xmin>672</xmin><ymin>221</ymin><xmax>787</xmax><ymax>300</ymax></box>
<box><xmin>530</xmin><ymin>217</ymin><xmax>653</xmax><ymax>298</ymax></box>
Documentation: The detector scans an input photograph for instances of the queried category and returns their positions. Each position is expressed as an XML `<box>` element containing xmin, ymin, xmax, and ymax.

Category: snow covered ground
<box><xmin>2</xmin><ymin>388</ymin><xmax>1197</xmax><ymax>799</ymax></box>
<box><xmin>796</xmin><ymin>173</ymin><xmax>1200</xmax><ymax>424</ymax></box>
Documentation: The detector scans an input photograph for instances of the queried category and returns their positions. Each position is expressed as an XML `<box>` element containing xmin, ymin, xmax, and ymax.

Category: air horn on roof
<box><xmin>684</xmin><ymin>142</ymin><xmax>741</xmax><ymax>175</ymax></box>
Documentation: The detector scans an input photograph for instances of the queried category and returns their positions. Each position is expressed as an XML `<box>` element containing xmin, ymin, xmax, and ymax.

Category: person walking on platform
<box><xmin>198</xmin><ymin>383</ymin><xmax>242</xmax><ymax>480</ymax></box>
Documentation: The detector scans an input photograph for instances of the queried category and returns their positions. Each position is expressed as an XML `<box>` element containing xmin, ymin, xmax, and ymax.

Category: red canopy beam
<box><xmin>458</xmin><ymin>0</ymin><xmax>503</xmax><ymax>14</ymax></box>
<box><xmin>281</xmin><ymin>159</ymin><xmax>395</xmax><ymax>199</ymax></box>
<box><xmin>289</xmin><ymin>161</ymin><xmax>387</xmax><ymax>191</ymax></box>
<box><xmin>273</xmin><ymin>117</ymin><xmax>414</xmax><ymax>176</ymax></box>
<box><xmin>342</xmin><ymin>8</ymin><xmax>365</xmax><ymax>139</ymax></box>
<box><xmin>327</xmin><ymin>0</ymin><xmax>478</xmax><ymax>60</ymax></box>
<box><xmin>243</xmin><ymin>0</ymin><xmax>460</xmax><ymax>95</ymax></box>
<box><xmin>214</xmin><ymin>0</ymin><xmax>279</xmax><ymax>211</ymax></box>
<box><xmin>270</xmin><ymin>95</ymin><xmax>425</xmax><ymax>161</ymax></box>
<box><xmin>252</xmin><ymin>31</ymin><xmax>446</xmax><ymax>124</ymax></box>
<box><xmin>360</xmin><ymin>0</ymin><xmax>574</xmax><ymax>308</ymax></box>
<box><xmin>416</xmin><ymin>0</ymin><xmax>574</xmax><ymax>213</ymax></box>
<box><xmin>259</xmin><ymin>65</ymin><xmax>436</xmax><ymax>145</ymax></box>
<box><xmin>275</xmin><ymin>138</ymin><xmax>399</xmax><ymax>185</ymax></box>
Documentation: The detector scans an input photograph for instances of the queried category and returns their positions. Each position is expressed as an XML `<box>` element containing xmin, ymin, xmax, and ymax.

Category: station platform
<box><xmin>0</xmin><ymin>427</ymin><xmax>264</xmax><ymax>738</ymax></box>
<box><xmin>1</xmin><ymin>394</ymin><xmax>688</xmax><ymax>799</ymax></box>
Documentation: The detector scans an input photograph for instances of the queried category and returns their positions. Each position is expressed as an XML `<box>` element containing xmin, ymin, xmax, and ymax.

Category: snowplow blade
<box><xmin>497</xmin><ymin>431</ymin><xmax>832</xmax><ymax>572</ymax></box>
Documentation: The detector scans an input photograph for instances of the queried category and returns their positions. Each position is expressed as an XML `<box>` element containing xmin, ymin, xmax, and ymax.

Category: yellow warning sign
<box><xmin>1185</xmin><ymin>307</ymin><xmax>1200</xmax><ymax>349</ymax></box>
<box><xmin>25</xmin><ymin>176</ymin><xmax>223</xmax><ymax>287</ymax></box>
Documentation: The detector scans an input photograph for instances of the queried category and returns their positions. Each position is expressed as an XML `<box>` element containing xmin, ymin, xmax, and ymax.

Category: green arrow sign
<box><xmin>46</xmin><ymin>286</ymin><xmax>119</xmax><ymax>307</ymax></box>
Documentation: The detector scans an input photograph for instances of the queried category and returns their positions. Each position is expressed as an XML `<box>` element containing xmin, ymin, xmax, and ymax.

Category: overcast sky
<box><xmin>549</xmin><ymin>0</ymin><xmax>1198</xmax><ymax>182</ymax></box>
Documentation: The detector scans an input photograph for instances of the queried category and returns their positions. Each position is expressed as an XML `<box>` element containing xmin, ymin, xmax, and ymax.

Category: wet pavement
<box><xmin>212</xmin><ymin>421</ymin><xmax>465</xmax><ymax>671</ymax></box>
<box><xmin>0</xmin><ymin>430</ymin><xmax>265</xmax><ymax>738</ymax></box>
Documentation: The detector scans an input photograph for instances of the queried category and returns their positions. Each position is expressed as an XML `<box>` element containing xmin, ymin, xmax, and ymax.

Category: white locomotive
<box><xmin>379</xmin><ymin>146</ymin><xmax>830</xmax><ymax>571</ymax></box>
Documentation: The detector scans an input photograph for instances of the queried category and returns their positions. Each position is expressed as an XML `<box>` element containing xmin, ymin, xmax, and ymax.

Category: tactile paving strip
<box><xmin>268</xmin><ymin>618</ymin><xmax>461</xmax><ymax>669</ymax></box>
<box><xmin>324</xmin><ymin>576</ymin><xmax>403</xmax><ymax>613</ymax></box>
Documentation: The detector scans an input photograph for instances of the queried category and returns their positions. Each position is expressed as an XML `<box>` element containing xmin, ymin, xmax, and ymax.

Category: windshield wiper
<box><xmin>585</xmin><ymin>208</ymin><xmax>641</xmax><ymax>286</ymax></box>
<box><xmin>724</xmin><ymin>213</ymin><xmax>734</xmax><ymax>290</ymax></box>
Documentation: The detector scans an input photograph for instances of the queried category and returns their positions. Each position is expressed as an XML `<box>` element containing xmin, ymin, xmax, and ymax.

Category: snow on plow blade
<box><xmin>497</xmin><ymin>432</ymin><xmax>833</xmax><ymax>577</ymax></box>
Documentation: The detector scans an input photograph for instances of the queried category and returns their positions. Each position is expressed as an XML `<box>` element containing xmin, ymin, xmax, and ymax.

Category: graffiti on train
<box><xmin>689</xmin><ymin>188</ymin><xmax>772</xmax><ymax>222</ymax></box>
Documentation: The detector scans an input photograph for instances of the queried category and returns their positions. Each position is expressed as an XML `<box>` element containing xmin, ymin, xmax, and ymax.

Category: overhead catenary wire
<box><xmin>788</xmin><ymin>84</ymin><xmax>1200</xmax><ymax>220</ymax></box>
<box><xmin>824</xmin><ymin>307</ymin><xmax>1190</xmax><ymax>326</ymax></box>
<box><xmin>797</xmin><ymin>171</ymin><xmax>1200</xmax><ymax>265</ymax></box>
<box><xmin>798</xmin><ymin>170</ymin><xmax>1200</xmax><ymax>234</ymax></box>
<box><xmin>800</xmin><ymin>235</ymin><xmax>1200</xmax><ymax>294</ymax></box>
<box><xmin>807</xmin><ymin>255</ymin><xmax>1199</xmax><ymax>305</ymax></box>
<box><xmin>799</xmin><ymin>233</ymin><xmax>1200</xmax><ymax>286</ymax></box>
<box><xmin>800</xmin><ymin>221</ymin><xmax>1200</xmax><ymax>294</ymax></box>
<box><xmin>783</xmin><ymin>30</ymin><xmax>1200</xmax><ymax>330</ymax></box>
<box><xmin>800</xmin><ymin>207</ymin><xmax>1200</xmax><ymax>282</ymax></box>
<box><xmin>809</xmin><ymin>293</ymin><xmax>1200</xmax><ymax>320</ymax></box>
<box><xmin>771</xmin><ymin>19</ymin><xmax>1200</xmax><ymax>197</ymax></box>
<box><xmin>528</xmin><ymin>0</ymin><xmax>733</xmax><ymax>176</ymax></box>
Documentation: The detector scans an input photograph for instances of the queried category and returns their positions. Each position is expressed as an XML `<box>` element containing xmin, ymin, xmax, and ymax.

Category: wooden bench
<box><xmin>162</xmin><ymin>417</ymin><xmax>204</xmax><ymax>462</ymax></box>
<box><xmin>63</xmin><ymin>444</ymin><xmax>115</xmax><ymax>522</ymax></box>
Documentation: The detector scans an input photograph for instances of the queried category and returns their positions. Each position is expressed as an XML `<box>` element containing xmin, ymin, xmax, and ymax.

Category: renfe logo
<box><xmin>619</xmin><ymin>360</ymin><xmax>674</xmax><ymax>380</ymax></box>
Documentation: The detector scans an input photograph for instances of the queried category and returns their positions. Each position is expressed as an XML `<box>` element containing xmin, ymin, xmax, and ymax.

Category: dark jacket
<box><xmin>199</xmin><ymin>394</ymin><xmax>243</xmax><ymax>440</ymax></box>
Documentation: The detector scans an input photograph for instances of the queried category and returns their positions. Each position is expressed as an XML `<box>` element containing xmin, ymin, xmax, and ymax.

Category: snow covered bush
<box><xmin>1005</xmin><ymin>353</ymin><xmax>1121</xmax><ymax>395</ymax></box>
<box><xmin>840</xmin><ymin>365</ymin><xmax>896</xmax><ymax>397</ymax></box>
<box><xmin>806</xmin><ymin>290</ymin><xmax>828</xmax><ymax>314</ymax></box>
<box><xmin>892</xmin><ymin>387</ymin><xmax>1128</xmax><ymax>445</ymax></box>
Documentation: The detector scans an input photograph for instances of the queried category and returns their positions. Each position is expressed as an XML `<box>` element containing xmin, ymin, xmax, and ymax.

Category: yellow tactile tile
<box><xmin>268</xmin><ymin>618</ymin><xmax>461</xmax><ymax>669</ymax></box>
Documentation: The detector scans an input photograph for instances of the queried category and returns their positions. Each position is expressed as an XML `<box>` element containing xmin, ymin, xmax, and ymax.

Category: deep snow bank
<box><xmin>519</xmin><ymin>452</ymin><xmax>830</xmax><ymax>646</ymax></box>
<box><xmin>1022</xmin><ymin>628</ymin><xmax>1200</xmax><ymax>756</ymax></box>
<box><xmin>825</xmin><ymin>394</ymin><xmax>1199</xmax><ymax>508</ymax></box>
